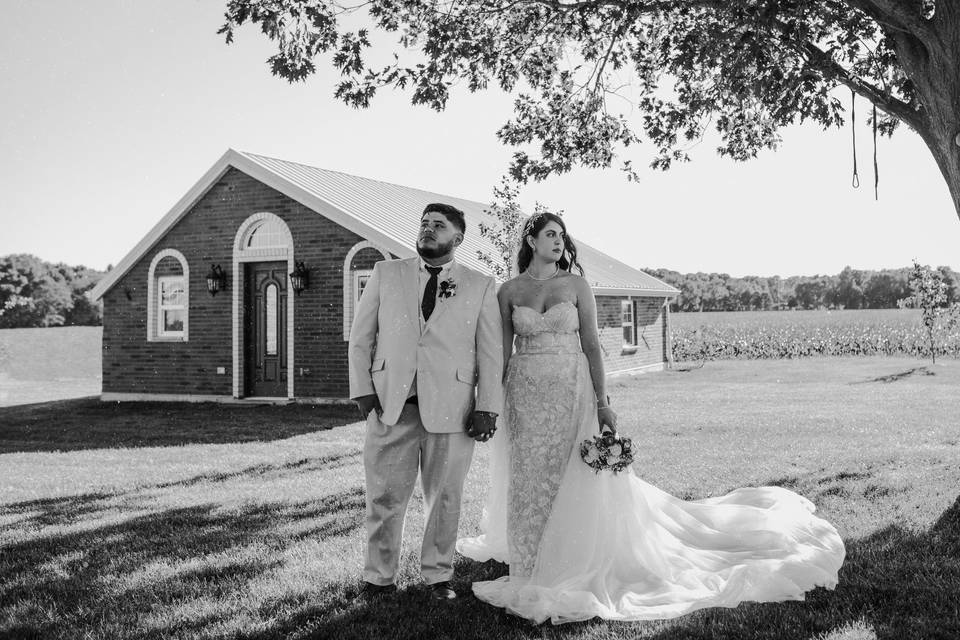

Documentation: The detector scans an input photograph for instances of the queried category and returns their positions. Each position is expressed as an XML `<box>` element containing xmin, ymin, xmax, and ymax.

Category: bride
<box><xmin>456</xmin><ymin>212</ymin><xmax>845</xmax><ymax>625</ymax></box>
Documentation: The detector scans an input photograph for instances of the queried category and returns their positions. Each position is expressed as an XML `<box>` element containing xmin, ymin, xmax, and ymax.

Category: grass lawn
<box><xmin>0</xmin><ymin>327</ymin><xmax>102</xmax><ymax>407</ymax></box>
<box><xmin>1</xmin><ymin>357</ymin><xmax>958</xmax><ymax>640</ymax></box>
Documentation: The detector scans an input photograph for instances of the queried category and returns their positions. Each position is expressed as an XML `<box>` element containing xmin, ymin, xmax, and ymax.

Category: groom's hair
<box><xmin>422</xmin><ymin>203</ymin><xmax>466</xmax><ymax>235</ymax></box>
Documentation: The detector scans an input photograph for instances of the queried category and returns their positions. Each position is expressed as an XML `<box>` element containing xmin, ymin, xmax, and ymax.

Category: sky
<box><xmin>2</xmin><ymin>0</ymin><xmax>958</xmax><ymax>279</ymax></box>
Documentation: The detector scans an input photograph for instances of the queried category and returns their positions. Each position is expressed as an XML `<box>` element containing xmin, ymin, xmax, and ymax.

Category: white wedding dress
<box><xmin>456</xmin><ymin>301</ymin><xmax>845</xmax><ymax>625</ymax></box>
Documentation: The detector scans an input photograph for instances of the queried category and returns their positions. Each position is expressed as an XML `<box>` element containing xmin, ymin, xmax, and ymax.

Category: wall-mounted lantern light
<box><xmin>206</xmin><ymin>264</ymin><xmax>226</xmax><ymax>296</ymax></box>
<box><xmin>290</xmin><ymin>261</ymin><xmax>309</xmax><ymax>295</ymax></box>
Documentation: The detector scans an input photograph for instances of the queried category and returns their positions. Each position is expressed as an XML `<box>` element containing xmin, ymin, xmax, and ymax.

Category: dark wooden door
<box><xmin>244</xmin><ymin>262</ymin><xmax>287</xmax><ymax>397</ymax></box>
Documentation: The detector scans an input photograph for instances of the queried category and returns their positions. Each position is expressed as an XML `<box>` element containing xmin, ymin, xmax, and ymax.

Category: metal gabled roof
<box><xmin>92</xmin><ymin>149</ymin><xmax>679</xmax><ymax>299</ymax></box>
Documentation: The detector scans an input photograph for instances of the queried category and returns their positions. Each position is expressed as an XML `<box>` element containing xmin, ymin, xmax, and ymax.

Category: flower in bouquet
<box><xmin>580</xmin><ymin>431</ymin><xmax>635</xmax><ymax>474</ymax></box>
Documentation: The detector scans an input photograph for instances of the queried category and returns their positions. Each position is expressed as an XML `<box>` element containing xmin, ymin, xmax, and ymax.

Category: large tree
<box><xmin>0</xmin><ymin>255</ymin><xmax>104</xmax><ymax>328</ymax></box>
<box><xmin>220</xmin><ymin>0</ymin><xmax>960</xmax><ymax>219</ymax></box>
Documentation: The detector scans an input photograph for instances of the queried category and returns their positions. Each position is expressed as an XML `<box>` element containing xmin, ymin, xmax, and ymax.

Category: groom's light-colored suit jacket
<box><xmin>348</xmin><ymin>257</ymin><xmax>503</xmax><ymax>433</ymax></box>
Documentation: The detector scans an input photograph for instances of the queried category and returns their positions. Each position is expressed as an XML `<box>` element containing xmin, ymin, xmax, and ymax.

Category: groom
<box><xmin>348</xmin><ymin>202</ymin><xmax>503</xmax><ymax>600</ymax></box>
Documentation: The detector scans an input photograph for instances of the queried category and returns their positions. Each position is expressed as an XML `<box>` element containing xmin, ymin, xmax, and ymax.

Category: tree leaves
<box><xmin>0</xmin><ymin>255</ymin><xmax>103</xmax><ymax>328</ymax></box>
<box><xmin>219</xmin><ymin>1</ymin><xmax>935</xmax><ymax>184</ymax></box>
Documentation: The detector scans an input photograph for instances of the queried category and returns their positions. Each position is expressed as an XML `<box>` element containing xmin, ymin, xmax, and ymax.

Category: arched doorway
<box><xmin>233</xmin><ymin>213</ymin><xmax>295</xmax><ymax>398</ymax></box>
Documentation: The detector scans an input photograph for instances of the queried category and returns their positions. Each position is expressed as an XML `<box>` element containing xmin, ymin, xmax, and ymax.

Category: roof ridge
<box><xmin>92</xmin><ymin>148</ymin><xmax>679</xmax><ymax>300</ymax></box>
<box><xmin>239</xmin><ymin>150</ymin><xmax>488</xmax><ymax>209</ymax></box>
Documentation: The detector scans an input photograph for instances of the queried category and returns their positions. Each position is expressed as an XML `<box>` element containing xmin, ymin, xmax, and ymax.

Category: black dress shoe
<box><xmin>355</xmin><ymin>582</ymin><xmax>397</xmax><ymax>600</ymax></box>
<box><xmin>429</xmin><ymin>582</ymin><xmax>457</xmax><ymax>600</ymax></box>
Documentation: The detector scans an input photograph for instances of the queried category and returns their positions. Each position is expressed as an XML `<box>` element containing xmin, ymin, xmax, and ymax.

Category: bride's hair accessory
<box><xmin>580</xmin><ymin>431</ymin><xmax>634</xmax><ymax>474</ymax></box>
<box><xmin>521</xmin><ymin>213</ymin><xmax>543</xmax><ymax>235</ymax></box>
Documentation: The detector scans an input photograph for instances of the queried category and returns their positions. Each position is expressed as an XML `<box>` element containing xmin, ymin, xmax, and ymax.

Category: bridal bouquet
<box><xmin>580</xmin><ymin>432</ymin><xmax>634</xmax><ymax>474</ymax></box>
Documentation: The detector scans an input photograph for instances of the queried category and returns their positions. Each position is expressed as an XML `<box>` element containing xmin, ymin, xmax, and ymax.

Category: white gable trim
<box><xmin>92</xmin><ymin>158</ymin><xmax>231</xmax><ymax>301</ymax></box>
<box><xmin>91</xmin><ymin>148</ymin><xmax>415</xmax><ymax>301</ymax></box>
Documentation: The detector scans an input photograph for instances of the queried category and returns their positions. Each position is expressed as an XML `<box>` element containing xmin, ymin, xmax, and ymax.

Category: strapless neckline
<box><xmin>512</xmin><ymin>301</ymin><xmax>579</xmax><ymax>339</ymax></box>
<box><xmin>513</xmin><ymin>300</ymin><xmax>577</xmax><ymax>316</ymax></box>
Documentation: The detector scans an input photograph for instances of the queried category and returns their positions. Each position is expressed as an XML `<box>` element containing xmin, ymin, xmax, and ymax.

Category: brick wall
<box><xmin>595</xmin><ymin>295</ymin><xmax>669</xmax><ymax>373</ymax></box>
<box><xmin>351</xmin><ymin>247</ymin><xmax>385</xmax><ymax>271</ymax></box>
<box><xmin>102</xmin><ymin>167</ymin><xmax>373</xmax><ymax>398</ymax></box>
<box><xmin>101</xmin><ymin>167</ymin><xmax>671</xmax><ymax>400</ymax></box>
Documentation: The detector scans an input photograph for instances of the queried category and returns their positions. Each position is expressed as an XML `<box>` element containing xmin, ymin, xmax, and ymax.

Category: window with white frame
<box><xmin>354</xmin><ymin>270</ymin><xmax>374</xmax><ymax>305</ymax></box>
<box><xmin>157</xmin><ymin>275</ymin><xmax>186</xmax><ymax>338</ymax></box>
<box><xmin>245</xmin><ymin>219</ymin><xmax>285</xmax><ymax>249</ymax></box>
<box><xmin>265</xmin><ymin>283</ymin><xmax>279</xmax><ymax>355</ymax></box>
<box><xmin>621</xmin><ymin>299</ymin><xmax>636</xmax><ymax>347</ymax></box>
<box><xmin>147</xmin><ymin>249</ymin><xmax>189</xmax><ymax>342</ymax></box>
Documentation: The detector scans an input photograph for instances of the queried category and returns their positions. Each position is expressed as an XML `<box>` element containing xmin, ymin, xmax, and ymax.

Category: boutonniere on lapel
<box><xmin>438</xmin><ymin>277</ymin><xmax>457</xmax><ymax>300</ymax></box>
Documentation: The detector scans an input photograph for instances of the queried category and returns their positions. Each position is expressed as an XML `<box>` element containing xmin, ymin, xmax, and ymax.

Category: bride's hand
<box><xmin>598</xmin><ymin>406</ymin><xmax>618</xmax><ymax>433</ymax></box>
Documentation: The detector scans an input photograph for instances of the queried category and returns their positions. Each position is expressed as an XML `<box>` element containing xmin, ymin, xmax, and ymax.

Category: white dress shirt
<box><xmin>417</xmin><ymin>257</ymin><xmax>456</xmax><ymax>333</ymax></box>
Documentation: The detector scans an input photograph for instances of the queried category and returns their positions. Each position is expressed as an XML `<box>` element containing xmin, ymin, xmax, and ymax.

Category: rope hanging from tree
<box><xmin>851</xmin><ymin>89</ymin><xmax>859</xmax><ymax>188</ymax></box>
<box><xmin>851</xmin><ymin>90</ymin><xmax>882</xmax><ymax>198</ymax></box>
<box><xmin>873</xmin><ymin>104</ymin><xmax>879</xmax><ymax>200</ymax></box>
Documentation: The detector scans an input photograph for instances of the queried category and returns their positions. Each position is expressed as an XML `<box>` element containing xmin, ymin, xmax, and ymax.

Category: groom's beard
<box><xmin>416</xmin><ymin>237</ymin><xmax>457</xmax><ymax>260</ymax></box>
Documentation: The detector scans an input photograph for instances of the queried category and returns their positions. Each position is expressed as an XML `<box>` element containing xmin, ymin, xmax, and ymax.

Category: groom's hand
<box><xmin>355</xmin><ymin>394</ymin><xmax>382</xmax><ymax>420</ymax></box>
<box><xmin>467</xmin><ymin>411</ymin><xmax>498</xmax><ymax>442</ymax></box>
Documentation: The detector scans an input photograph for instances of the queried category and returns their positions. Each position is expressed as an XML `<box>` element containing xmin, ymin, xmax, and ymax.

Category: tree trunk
<box><xmin>920</xmin><ymin>125</ymin><xmax>960</xmax><ymax>222</ymax></box>
<box><xmin>890</xmin><ymin>6</ymin><xmax>960</xmax><ymax>221</ymax></box>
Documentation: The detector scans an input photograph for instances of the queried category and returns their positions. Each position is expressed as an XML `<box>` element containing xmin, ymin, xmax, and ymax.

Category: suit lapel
<box><xmin>399</xmin><ymin>258</ymin><xmax>420</xmax><ymax>331</ymax></box>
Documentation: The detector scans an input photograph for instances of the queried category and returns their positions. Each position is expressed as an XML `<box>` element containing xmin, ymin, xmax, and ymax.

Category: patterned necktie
<box><xmin>421</xmin><ymin>265</ymin><xmax>443</xmax><ymax>322</ymax></box>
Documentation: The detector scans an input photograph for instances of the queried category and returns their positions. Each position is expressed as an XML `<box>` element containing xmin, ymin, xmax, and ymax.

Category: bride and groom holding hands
<box><xmin>348</xmin><ymin>203</ymin><xmax>845</xmax><ymax>625</ymax></box>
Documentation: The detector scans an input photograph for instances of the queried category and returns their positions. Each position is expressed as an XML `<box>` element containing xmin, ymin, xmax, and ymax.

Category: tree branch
<box><xmin>588</xmin><ymin>14</ymin><xmax>628</xmax><ymax>94</ymax></box>
<box><xmin>798</xmin><ymin>38</ymin><xmax>926</xmax><ymax>133</ymax></box>
<box><xmin>842</xmin><ymin>0</ymin><xmax>932</xmax><ymax>39</ymax></box>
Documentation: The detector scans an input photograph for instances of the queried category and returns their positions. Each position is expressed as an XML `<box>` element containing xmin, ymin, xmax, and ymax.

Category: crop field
<box><xmin>670</xmin><ymin>308</ymin><xmax>960</xmax><ymax>361</ymax></box>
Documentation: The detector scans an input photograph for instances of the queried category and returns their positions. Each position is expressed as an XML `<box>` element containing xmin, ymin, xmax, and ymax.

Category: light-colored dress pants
<box><xmin>363</xmin><ymin>402</ymin><xmax>475</xmax><ymax>586</ymax></box>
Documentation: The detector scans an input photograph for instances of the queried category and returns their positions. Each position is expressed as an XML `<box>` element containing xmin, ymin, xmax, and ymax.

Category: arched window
<box><xmin>244</xmin><ymin>219</ymin><xmax>285</xmax><ymax>249</ymax></box>
<box><xmin>147</xmin><ymin>249</ymin><xmax>189</xmax><ymax>341</ymax></box>
<box><xmin>342</xmin><ymin>241</ymin><xmax>391</xmax><ymax>339</ymax></box>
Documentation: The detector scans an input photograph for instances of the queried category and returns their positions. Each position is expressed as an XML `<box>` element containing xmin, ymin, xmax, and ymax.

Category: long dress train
<box><xmin>456</xmin><ymin>301</ymin><xmax>845</xmax><ymax>625</ymax></box>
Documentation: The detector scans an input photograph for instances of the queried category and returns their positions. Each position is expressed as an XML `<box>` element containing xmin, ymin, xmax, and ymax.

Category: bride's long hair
<box><xmin>516</xmin><ymin>212</ymin><xmax>584</xmax><ymax>276</ymax></box>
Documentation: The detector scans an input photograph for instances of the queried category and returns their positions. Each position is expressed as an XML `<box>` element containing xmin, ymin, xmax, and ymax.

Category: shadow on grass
<box><xmin>0</xmin><ymin>398</ymin><xmax>359</xmax><ymax>453</ymax></box>
<box><xmin>270</xmin><ymin>497</ymin><xmax>960</xmax><ymax>640</ymax></box>
<box><xmin>0</xmin><ymin>486</ymin><xmax>367</xmax><ymax>640</ymax></box>
<box><xmin>851</xmin><ymin>366</ymin><xmax>935</xmax><ymax>384</ymax></box>
<box><xmin>154</xmin><ymin>451</ymin><xmax>363</xmax><ymax>491</ymax></box>
<box><xmin>0</xmin><ymin>479</ymin><xmax>365</xmax><ymax>534</ymax></box>
<box><xmin>3</xmin><ymin>486</ymin><xmax>957</xmax><ymax>639</ymax></box>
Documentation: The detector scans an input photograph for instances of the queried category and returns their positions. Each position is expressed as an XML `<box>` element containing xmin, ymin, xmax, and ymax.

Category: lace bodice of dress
<box><xmin>512</xmin><ymin>301</ymin><xmax>581</xmax><ymax>355</ymax></box>
<box><xmin>505</xmin><ymin>300</ymin><xmax>584</xmax><ymax>576</ymax></box>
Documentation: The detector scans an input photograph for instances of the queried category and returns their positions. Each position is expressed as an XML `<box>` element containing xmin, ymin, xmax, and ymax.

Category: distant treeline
<box><xmin>644</xmin><ymin>266</ymin><xmax>960</xmax><ymax>312</ymax></box>
<box><xmin>3</xmin><ymin>254</ymin><xmax>958</xmax><ymax>328</ymax></box>
<box><xmin>0</xmin><ymin>254</ymin><xmax>106</xmax><ymax>328</ymax></box>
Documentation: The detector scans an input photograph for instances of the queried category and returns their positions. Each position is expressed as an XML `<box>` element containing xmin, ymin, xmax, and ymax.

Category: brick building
<box><xmin>90</xmin><ymin>149</ymin><xmax>679</xmax><ymax>403</ymax></box>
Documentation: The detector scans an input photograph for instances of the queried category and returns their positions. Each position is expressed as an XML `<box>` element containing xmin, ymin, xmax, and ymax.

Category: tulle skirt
<box><xmin>457</xmin><ymin>354</ymin><xmax>845</xmax><ymax>625</ymax></box>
